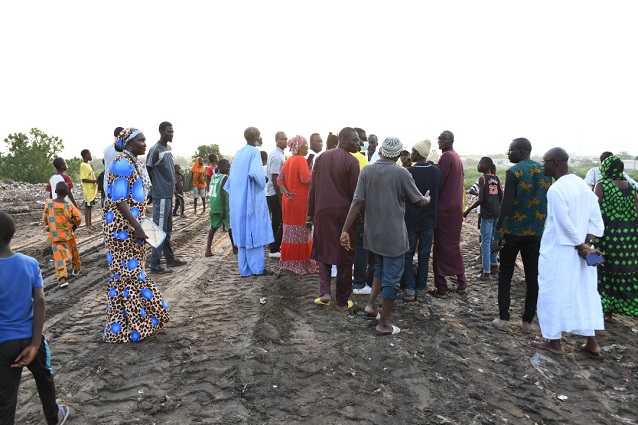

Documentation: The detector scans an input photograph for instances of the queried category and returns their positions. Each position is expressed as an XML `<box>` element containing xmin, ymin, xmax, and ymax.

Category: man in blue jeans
<box><xmin>463</xmin><ymin>157</ymin><xmax>503</xmax><ymax>281</ymax></box>
<box><xmin>352</xmin><ymin>127</ymin><xmax>372</xmax><ymax>295</ymax></box>
<box><xmin>341</xmin><ymin>137</ymin><xmax>430</xmax><ymax>335</ymax></box>
<box><xmin>146</xmin><ymin>121</ymin><xmax>187</xmax><ymax>273</ymax></box>
<box><xmin>403</xmin><ymin>139</ymin><xmax>441</xmax><ymax>301</ymax></box>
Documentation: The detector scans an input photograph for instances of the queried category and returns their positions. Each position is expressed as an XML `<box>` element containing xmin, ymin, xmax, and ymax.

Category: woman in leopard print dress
<box><xmin>103</xmin><ymin>128</ymin><xmax>169</xmax><ymax>343</ymax></box>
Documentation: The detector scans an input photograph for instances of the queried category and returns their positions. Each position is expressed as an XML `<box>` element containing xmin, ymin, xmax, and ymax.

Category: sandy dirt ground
<box><xmin>4</xmin><ymin>181</ymin><xmax>637</xmax><ymax>424</ymax></box>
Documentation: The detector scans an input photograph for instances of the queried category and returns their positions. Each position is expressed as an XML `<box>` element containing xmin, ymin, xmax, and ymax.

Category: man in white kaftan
<box><xmin>225</xmin><ymin>127</ymin><xmax>274</xmax><ymax>276</ymax></box>
<box><xmin>535</xmin><ymin>148</ymin><xmax>605</xmax><ymax>356</ymax></box>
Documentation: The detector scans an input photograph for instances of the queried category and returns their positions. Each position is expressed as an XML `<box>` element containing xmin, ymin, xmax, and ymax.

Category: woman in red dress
<box><xmin>277</xmin><ymin>135</ymin><xmax>316</xmax><ymax>275</ymax></box>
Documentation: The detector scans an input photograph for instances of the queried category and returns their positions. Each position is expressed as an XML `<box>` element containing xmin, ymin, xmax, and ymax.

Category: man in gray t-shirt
<box><xmin>146</xmin><ymin>121</ymin><xmax>186</xmax><ymax>273</ymax></box>
<box><xmin>341</xmin><ymin>137</ymin><xmax>430</xmax><ymax>336</ymax></box>
<box><xmin>146</xmin><ymin>143</ymin><xmax>174</xmax><ymax>199</ymax></box>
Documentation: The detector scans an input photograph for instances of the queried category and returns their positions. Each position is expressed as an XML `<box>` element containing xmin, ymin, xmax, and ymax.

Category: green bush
<box><xmin>0</xmin><ymin>129</ymin><xmax>64</xmax><ymax>183</ymax></box>
<box><xmin>570</xmin><ymin>168</ymin><xmax>587</xmax><ymax>179</ymax></box>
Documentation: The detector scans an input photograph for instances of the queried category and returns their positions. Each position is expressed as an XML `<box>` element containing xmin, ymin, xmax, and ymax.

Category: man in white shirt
<box><xmin>585</xmin><ymin>151</ymin><xmax>638</xmax><ymax>190</ymax></box>
<box><xmin>367</xmin><ymin>134</ymin><xmax>379</xmax><ymax>164</ymax></box>
<box><xmin>305</xmin><ymin>133</ymin><xmax>323</xmax><ymax>171</ymax></box>
<box><xmin>103</xmin><ymin>126</ymin><xmax>124</xmax><ymax>189</ymax></box>
<box><xmin>265</xmin><ymin>131</ymin><xmax>287</xmax><ymax>257</ymax></box>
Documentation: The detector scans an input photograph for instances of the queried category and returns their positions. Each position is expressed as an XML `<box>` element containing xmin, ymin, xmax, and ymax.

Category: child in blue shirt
<box><xmin>0</xmin><ymin>211</ymin><xmax>69</xmax><ymax>424</ymax></box>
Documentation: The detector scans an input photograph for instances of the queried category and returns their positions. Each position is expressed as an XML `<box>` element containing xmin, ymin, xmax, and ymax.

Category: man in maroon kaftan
<box><xmin>431</xmin><ymin>130</ymin><xmax>468</xmax><ymax>297</ymax></box>
<box><xmin>307</xmin><ymin>127</ymin><xmax>360</xmax><ymax>310</ymax></box>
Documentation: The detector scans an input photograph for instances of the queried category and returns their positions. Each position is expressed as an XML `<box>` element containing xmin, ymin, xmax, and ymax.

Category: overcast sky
<box><xmin>1</xmin><ymin>1</ymin><xmax>637</xmax><ymax>161</ymax></box>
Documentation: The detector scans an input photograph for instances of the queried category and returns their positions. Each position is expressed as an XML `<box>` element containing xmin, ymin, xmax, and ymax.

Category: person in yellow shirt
<box><xmin>351</xmin><ymin>128</ymin><xmax>369</xmax><ymax>171</ymax></box>
<box><xmin>80</xmin><ymin>149</ymin><xmax>98</xmax><ymax>226</ymax></box>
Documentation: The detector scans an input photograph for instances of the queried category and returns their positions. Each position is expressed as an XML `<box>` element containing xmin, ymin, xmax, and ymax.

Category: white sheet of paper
<box><xmin>141</xmin><ymin>217</ymin><xmax>166</xmax><ymax>248</ymax></box>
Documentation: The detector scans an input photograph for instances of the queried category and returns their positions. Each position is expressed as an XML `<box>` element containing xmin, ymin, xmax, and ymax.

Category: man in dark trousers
<box><xmin>146</xmin><ymin>121</ymin><xmax>187</xmax><ymax>274</ymax></box>
<box><xmin>308</xmin><ymin>128</ymin><xmax>360</xmax><ymax>311</ymax></box>
<box><xmin>492</xmin><ymin>137</ymin><xmax>551</xmax><ymax>334</ymax></box>
<box><xmin>403</xmin><ymin>139</ymin><xmax>441</xmax><ymax>302</ymax></box>
<box><xmin>265</xmin><ymin>131</ymin><xmax>287</xmax><ymax>258</ymax></box>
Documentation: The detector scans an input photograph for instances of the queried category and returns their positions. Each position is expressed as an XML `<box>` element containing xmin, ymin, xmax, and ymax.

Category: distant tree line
<box><xmin>0</xmin><ymin>128</ymin><xmax>84</xmax><ymax>184</ymax></box>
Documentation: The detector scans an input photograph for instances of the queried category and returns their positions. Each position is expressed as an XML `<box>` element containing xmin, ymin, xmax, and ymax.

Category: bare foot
<box><xmin>336</xmin><ymin>300</ymin><xmax>353</xmax><ymax>311</ymax></box>
<box><xmin>205</xmin><ymin>250</ymin><xmax>213</xmax><ymax>257</ymax></box>
<box><xmin>583</xmin><ymin>337</ymin><xmax>602</xmax><ymax>358</ymax></box>
<box><xmin>604</xmin><ymin>312</ymin><xmax>614</xmax><ymax>322</ymax></box>
<box><xmin>314</xmin><ymin>296</ymin><xmax>331</xmax><ymax>306</ymax></box>
<box><xmin>530</xmin><ymin>340</ymin><xmax>564</xmax><ymax>355</ymax></box>
<box><xmin>375</xmin><ymin>324</ymin><xmax>400</xmax><ymax>336</ymax></box>
<box><xmin>363</xmin><ymin>306</ymin><xmax>378</xmax><ymax>317</ymax></box>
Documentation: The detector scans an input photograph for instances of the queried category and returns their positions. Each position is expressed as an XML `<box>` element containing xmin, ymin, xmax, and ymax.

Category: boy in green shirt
<box><xmin>205</xmin><ymin>159</ymin><xmax>237</xmax><ymax>256</ymax></box>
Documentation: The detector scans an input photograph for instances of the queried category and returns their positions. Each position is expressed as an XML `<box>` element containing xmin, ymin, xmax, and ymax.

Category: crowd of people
<box><xmin>224</xmin><ymin>127</ymin><xmax>638</xmax><ymax>342</ymax></box>
<box><xmin>2</xmin><ymin>121</ymin><xmax>638</xmax><ymax>423</ymax></box>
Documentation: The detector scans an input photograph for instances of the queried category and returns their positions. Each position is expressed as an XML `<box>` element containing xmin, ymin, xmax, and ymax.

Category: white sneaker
<box><xmin>58</xmin><ymin>404</ymin><xmax>70</xmax><ymax>425</ymax></box>
<box><xmin>352</xmin><ymin>286</ymin><xmax>372</xmax><ymax>295</ymax></box>
<box><xmin>268</xmin><ymin>252</ymin><xmax>281</xmax><ymax>258</ymax></box>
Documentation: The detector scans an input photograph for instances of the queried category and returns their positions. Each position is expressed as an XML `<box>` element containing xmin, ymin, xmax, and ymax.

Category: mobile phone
<box><xmin>585</xmin><ymin>253</ymin><xmax>605</xmax><ymax>266</ymax></box>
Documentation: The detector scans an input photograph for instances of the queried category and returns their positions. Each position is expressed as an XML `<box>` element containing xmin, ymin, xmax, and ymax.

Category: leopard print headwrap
<box><xmin>115</xmin><ymin>128</ymin><xmax>142</xmax><ymax>151</ymax></box>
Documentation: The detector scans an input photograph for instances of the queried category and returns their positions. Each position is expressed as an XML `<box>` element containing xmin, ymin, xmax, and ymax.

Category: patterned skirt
<box><xmin>280</xmin><ymin>223</ymin><xmax>316</xmax><ymax>275</ymax></box>
<box><xmin>103</xmin><ymin>211</ymin><xmax>170</xmax><ymax>343</ymax></box>
<box><xmin>597</xmin><ymin>218</ymin><xmax>638</xmax><ymax>317</ymax></box>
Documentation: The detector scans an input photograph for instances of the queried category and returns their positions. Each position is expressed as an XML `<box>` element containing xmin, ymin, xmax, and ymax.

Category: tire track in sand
<box><xmin>15</xmin><ymin>210</ymin><xmax>271</xmax><ymax>424</ymax></box>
